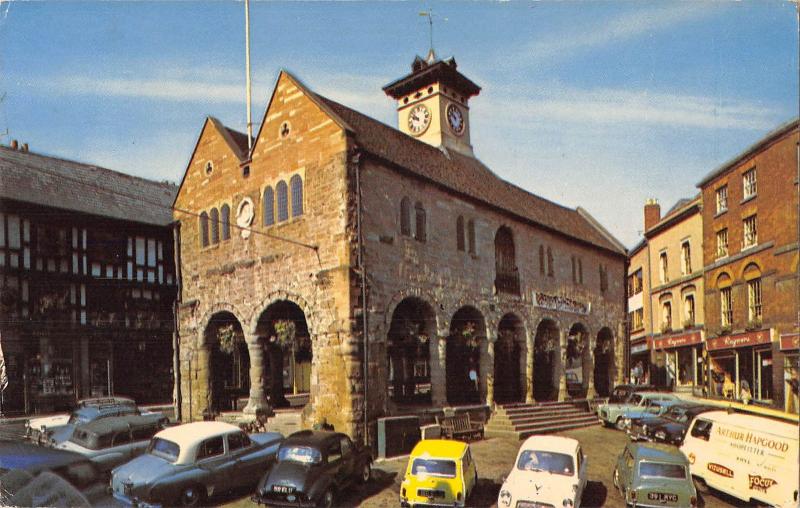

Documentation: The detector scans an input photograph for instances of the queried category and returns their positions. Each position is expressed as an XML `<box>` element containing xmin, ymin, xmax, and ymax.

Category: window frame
<box><xmin>414</xmin><ymin>201</ymin><xmax>426</xmax><ymax>242</ymax></box>
<box><xmin>747</xmin><ymin>278</ymin><xmax>762</xmax><ymax>322</ymax></box>
<box><xmin>720</xmin><ymin>287</ymin><xmax>733</xmax><ymax>328</ymax></box>
<box><xmin>742</xmin><ymin>168</ymin><xmax>757</xmax><ymax>200</ymax></box>
<box><xmin>715</xmin><ymin>185</ymin><xmax>728</xmax><ymax>214</ymax></box>
<box><xmin>220</xmin><ymin>204</ymin><xmax>231</xmax><ymax>241</ymax></box>
<box><xmin>456</xmin><ymin>216</ymin><xmax>465</xmax><ymax>251</ymax></box>
<box><xmin>263</xmin><ymin>186</ymin><xmax>275</xmax><ymax>227</ymax></box>
<box><xmin>681</xmin><ymin>241</ymin><xmax>691</xmax><ymax>275</ymax></box>
<box><xmin>276</xmin><ymin>181</ymin><xmax>289</xmax><ymax>222</ymax></box>
<box><xmin>400</xmin><ymin>197</ymin><xmax>411</xmax><ymax>237</ymax></box>
<box><xmin>743</xmin><ymin>215</ymin><xmax>757</xmax><ymax>248</ymax></box>
<box><xmin>209</xmin><ymin>208</ymin><xmax>220</xmax><ymax>244</ymax></box>
<box><xmin>199</xmin><ymin>212</ymin><xmax>209</xmax><ymax>247</ymax></box>
<box><xmin>290</xmin><ymin>174</ymin><xmax>304</xmax><ymax>218</ymax></box>
<box><xmin>716</xmin><ymin>229</ymin><xmax>729</xmax><ymax>258</ymax></box>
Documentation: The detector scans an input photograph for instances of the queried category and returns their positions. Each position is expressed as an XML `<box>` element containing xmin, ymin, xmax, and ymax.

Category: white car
<box><xmin>497</xmin><ymin>435</ymin><xmax>588</xmax><ymax>508</ymax></box>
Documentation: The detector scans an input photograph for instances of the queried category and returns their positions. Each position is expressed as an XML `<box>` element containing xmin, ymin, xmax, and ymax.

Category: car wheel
<box><xmin>178</xmin><ymin>485</ymin><xmax>206</xmax><ymax>507</ymax></box>
<box><xmin>360</xmin><ymin>462</ymin><xmax>371</xmax><ymax>483</ymax></box>
<box><xmin>318</xmin><ymin>489</ymin><xmax>334</xmax><ymax>508</ymax></box>
<box><xmin>693</xmin><ymin>476</ymin><xmax>711</xmax><ymax>495</ymax></box>
<box><xmin>615</xmin><ymin>418</ymin><xmax>626</xmax><ymax>431</ymax></box>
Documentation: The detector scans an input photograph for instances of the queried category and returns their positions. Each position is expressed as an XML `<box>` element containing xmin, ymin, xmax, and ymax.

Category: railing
<box><xmin>495</xmin><ymin>272</ymin><xmax>520</xmax><ymax>295</ymax></box>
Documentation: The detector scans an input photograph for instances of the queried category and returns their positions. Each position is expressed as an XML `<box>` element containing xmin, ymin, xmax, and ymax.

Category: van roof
<box><xmin>410</xmin><ymin>439</ymin><xmax>468</xmax><ymax>459</ymax></box>
<box><xmin>696</xmin><ymin>410</ymin><xmax>799</xmax><ymax>440</ymax></box>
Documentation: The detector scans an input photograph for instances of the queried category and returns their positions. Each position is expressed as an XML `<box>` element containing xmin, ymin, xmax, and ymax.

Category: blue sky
<box><xmin>0</xmin><ymin>1</ymin><xmax>796</xmax><ymax>247</ymax></box>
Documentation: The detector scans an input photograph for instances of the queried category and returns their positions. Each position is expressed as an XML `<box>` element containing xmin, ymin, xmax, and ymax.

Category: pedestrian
<box><xmin>740</xmin><ymin>380</ymin><xmax>752</xmax><ymax>404</ymax></box>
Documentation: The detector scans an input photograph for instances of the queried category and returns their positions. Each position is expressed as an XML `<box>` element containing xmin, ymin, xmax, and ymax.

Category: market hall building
<box><xmin>173</xmin><ymin>55</ymin><xmax>628</xmax><ymax>438</ymax></box>
<box><xmin>0</xmin><ymin>143</ymin><xmax>178</xmax><ymax>414</ymax></box>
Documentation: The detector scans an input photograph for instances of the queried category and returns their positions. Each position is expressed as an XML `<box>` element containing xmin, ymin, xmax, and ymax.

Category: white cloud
<box><xmin>44</xmin><ymin>75</ymin><xmax>244</xmax><ymax>104</ymax></box>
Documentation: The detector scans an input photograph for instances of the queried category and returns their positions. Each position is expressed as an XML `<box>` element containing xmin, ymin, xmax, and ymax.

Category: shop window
<box><xmin>263</xmin><ymin>187</ymin><xmax>275</xmax><ymax>226</ymax></box>
<box><xmin>290</xmin><ymin>175</ymin><xmax>303</xmax><ymax>218</ymax></box>
<box><xmin>743</xmin><ymin>215</ymin><xmax>757</xmax><ymax>248</ymax></box>
<box><xmin>209</xmin><ymin>208</ymin><xmax>219</xmax><ymax>244</ymax></box>
<box><xmin>716</xmin><ymin>229</ymin><xmax>728</xmax><ymax>258</ymax></box>
<box><xmin>467</xmin><ymin>219</ymin><xmax>476</xmax><ymax>255</ymax></box>
<box><xmin>742</xmin><ymin>168</ymin><xmax>757</xmax><ymax>199</ymax></box>
<box><xmin>681</xmin><ymin>241</ymin><xmax>691</xmax><ymax>275</ymax></box>
<box><xmin>221</xmin><ymin>204</ymin><xmax>231</xmax><ymax>240</ymax></box>
<box><xmin>456</xmin><ymin>216</ymin><xmax>465</xmax><ymax>251</ymax></box>
<box><xmin>400</xmin><ymin>197</ymin><xmax>411</xmax><ymax>236</ymax></box>
<box><xmin>414</xmin><ymin>202</ymin><xmax>426</xmax><ymax>242</ymax></box>
<box><xmin>715</xmin><ymin>185</ymin><xmax>728</xmax><ymax>214</ymax></box>
<box><xmin>276</xmin><ymin>181</ymin><xmax>289</xmax><ymax>222</ymax></box>
<box><xmin>747</xmin><ymin>278</ymin><xmax>762</xmax><ymax>324</ymax></box>
<box><xmin>199</xmin><ymin>212</ymin><xmax>209</xmax><ymax>247</ymax></box>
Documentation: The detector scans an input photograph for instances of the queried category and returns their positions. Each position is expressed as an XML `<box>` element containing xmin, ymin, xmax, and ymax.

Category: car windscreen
<box><xmin>639</xmin><ymin>461</ymin><xmax>686</xmax><ymax>479</ymax></box>
<box><xmin>411</xmin><ymin>458</ymin><xmax>457</xmax><ymax>478</ymax></box>
<box><xmin>277</xmin><ymin>446</ymin><xmax>322</xmax><ymax>465</ymax></box>
<box><xmin>67</xmin><ymin>413</ymin><xmax>92</xmax><ymax>425</ymax></box>
<box><xmin>609</xmin><ymin>387</ymin><xmax>631</xmax><ymax>403</ymax></box>
<box><xmin>516</xmin><ymin>450</ymin><xmax>575</xmax><ymax>476</ymax></box>
<box><xmin>147</xmin><ymin>438</ymin><xmax>180</xmax><ymax>463</ymax></box>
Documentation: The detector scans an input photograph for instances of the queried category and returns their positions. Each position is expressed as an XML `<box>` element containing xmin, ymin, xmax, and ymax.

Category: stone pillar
<box><xmin>243</xmin><ymin>338</ymin><xmax>271</xmax><ymax>415</ymax></box>
<box><xmin>557</xmin><ymin>330</ymin><xmax>568</xmax><ymax>401</ymax></box>
<box><xmin>194</xmin><ymin>342</ymin><xmax>211</xmax><ymax>420</ymax></box>
<box><xmin>525</xmin><ymin>333</ymin><xmax>535</xmax><ymax>403</ymax></box>
<box><xmin>430</xmin><ymin>335</ymin><xmax>448</xmax><ymax>406</ymax></box>
<box><xmin>482</xmin><ymin>337</ymin><xmax>495</xmax><ymax>407</ymax></box>
<box><xmin>586</xmin><ymin>338</ymin><xmax>597</xmax><ymax>399</ymax></box>
<box><xmin>616</xmin><ymin>323</ymin><xmax>626</xmax><ymax>385</ymax></box>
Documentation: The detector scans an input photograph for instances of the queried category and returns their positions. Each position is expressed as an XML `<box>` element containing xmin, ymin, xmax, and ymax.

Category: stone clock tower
<box><xmin>383</xmin><ymin>52</ymin><xmax>481</xmax><ymax>157</ymax></box>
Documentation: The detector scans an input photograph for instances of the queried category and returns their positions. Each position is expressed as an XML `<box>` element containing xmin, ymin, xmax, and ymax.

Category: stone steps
<box><xmin>485</xmin><ymin>401</ymin><xmax>599</xmax><ymax>439</ymax></box>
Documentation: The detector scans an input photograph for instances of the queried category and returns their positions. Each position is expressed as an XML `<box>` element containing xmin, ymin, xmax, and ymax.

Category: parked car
<box><xmin>0</xmin><ymin>440</ymin><xmax>106</xmax><ymax>506</ymax></box>
<box><xmin>252</xmin><ymin>430</ymin><xmax>372</xmax><ymax>508</ymax></box>
<box><xmin>613</xmin><ymin>443</ymin><xmax>697</xmax><ymax>507</ymax></box>
<box><xmin>26</xmin><ymin>396</ymin><xmax>164</xmax><ymax>445</ymax></box>
<box><xmin>627</xmin><ymin>404</ymin><xmax>715</xmax><ymax>444</ymax></box>
<box><xmin>681</xmin><ymin>410</ymin><xmax>799</xmax><ymax>507</ymax></box>
<box><xmin>619</xmin><ymin>398</ymin><xmax>684</xmax><ymax>432</ymax></box>
<box><xmin>398</xmin><ymin>439</ymin><xmax>477</xmax><ymax>508</ymax></box>
<box><xmin>598</xmin><ymin>392</ymin><xmax>679</xmax><ymax>430</ymax></box>
<box><xmin>111</xmin><ymin>421</ymin><xmax>283</xmax><ymax>507</ymax></box>
<box><xmin>55</xmin><ymin>414</ymin><xmax>165</xmax><ymax>474</ymax></box>
<box><xmin>498</xmin><ymin>435</ymin><xmax>588</xmax><ymax>508</ymax></box>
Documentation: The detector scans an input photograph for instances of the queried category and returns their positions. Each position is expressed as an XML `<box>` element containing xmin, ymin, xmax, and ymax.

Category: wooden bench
<box><xmin>436</xmin><ymin>414</ymin><xmax>484</xmax><ymax>441</ymax></box>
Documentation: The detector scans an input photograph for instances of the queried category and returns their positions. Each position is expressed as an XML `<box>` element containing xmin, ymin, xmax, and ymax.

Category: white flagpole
<box><xmin>0</xmin><ymin>333</ymin><xmax>7</xmax><ymax>418</ymax></box>
<box><xmin>245</xmin><ymin>0</ymin><xmax>253</xmax><ymax>153</ymax></box>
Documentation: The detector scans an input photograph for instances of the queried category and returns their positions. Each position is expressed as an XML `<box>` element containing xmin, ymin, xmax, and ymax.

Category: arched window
<box><xmin>494</xmin><ymin>226</ymin><xmax>518</xmax><ymax>294</ymax></box>
<box><xmin>467</xmin><ymin>219</ymin><xmax>476</xmax><ymax>254</ymax></box>
<box><xmin>276</xmin><ymin>181</ymin><xmax>289</xmax><ymax>222</ymax></box>
<box><xmin>220</xmin><ymin>204</ymin><xmax>231</xmax><ymax>240</ymax></box>
<box><xmin>400</xmin><ymin>197</ymin><xmax>411</xmax><ymax>236</ymax></box>
<box><xmin>263</xmin><ymin>187</ymin><xmax>274</xmax><ymax>226</ymax></box>
<box><xmin>547</xmin><ymin>247</ymin><xmax>554</xmax><ymax>277</ymax></box>
<box><xmin>539</xmin><ymin>245</ymin><xmax>545</xmax><ymax>275</ymax></box>
<box><xmin>456</xmin><ymin>216</ymin><xmax>465</xmax><ymax>251</ymax></box>
<box><xmin>199</xmin><ymin>212</ymin><xmax>209</xmax><ymax>247</ymax></box>
<box><xmin>209</xmin><ymin>208</ymin><xmax>220</xmax><ymax>244</ymax></box>
<box><xmin>414</xmin><ymin>201</ymin><xmax>426</xmax><ymax>242</ymax></box>
<box><xmin>290</xmin><ymin>175</ymin><xmax>303</xmax><ymax>217</ymax></box>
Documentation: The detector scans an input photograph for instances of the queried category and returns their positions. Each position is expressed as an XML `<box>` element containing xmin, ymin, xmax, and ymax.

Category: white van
<box><xmin>680</xmin><ymin>410</ymin><xmax>799</xmax><ymax>507</ymax></box>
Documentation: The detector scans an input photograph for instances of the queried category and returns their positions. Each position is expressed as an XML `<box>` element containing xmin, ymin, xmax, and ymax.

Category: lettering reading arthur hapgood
<box><xmin>716</xmin><ymin>426</ymin><xmax>790</xmax><ymax>453</ymax></box>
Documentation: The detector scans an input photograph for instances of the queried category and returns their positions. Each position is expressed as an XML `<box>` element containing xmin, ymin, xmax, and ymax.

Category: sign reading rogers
<box><xmin>653</xmin><ymin>331</ymin><xmax>702</xmax><ymax>350</ymax></box>
<box><xmin>779</xmin><ymin>333</ymin><xmax>799</xmax><ymax>351</ymax></box>
<box><xmin>531</xmin><ymin>292</ymin><xmax>590</xmax><ymax>315</ymax></box>
<box><xmin>707</xmin><ymin>330</ymin><xmax>771</xmax><ymax>351</ymax></box>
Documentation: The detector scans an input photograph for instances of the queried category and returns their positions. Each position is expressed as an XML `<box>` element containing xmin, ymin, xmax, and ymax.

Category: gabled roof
<box><xmin>313</xmin><ymin>93</ymin><xmax>625</xmax><ymax>255</ymax></box>
<box><xmin>0</xmin><ymin>146</ymin><xmax>176</xmax><ymax>226</ymax></box>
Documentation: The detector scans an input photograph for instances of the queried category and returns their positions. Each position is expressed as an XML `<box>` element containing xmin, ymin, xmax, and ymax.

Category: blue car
<box><xmin>620</xmin><ymin>399</ymin><xmax>684</xmax><ymax>435</ymax></box>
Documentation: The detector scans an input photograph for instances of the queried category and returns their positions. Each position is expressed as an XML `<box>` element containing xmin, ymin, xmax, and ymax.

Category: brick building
<box><xmin>0</xmin><ymin>143</ymin><xmax>177</xmax><ymax>414</ymax></box>
<box><xmin>698</xmin><ymin>119</ymin><xmax>799</xmax><ymax>413</ymax></box>
<box><xmin>173</xmin><ymin>56</ymin><xmax>628</xmax><ymax>438</ymax></box>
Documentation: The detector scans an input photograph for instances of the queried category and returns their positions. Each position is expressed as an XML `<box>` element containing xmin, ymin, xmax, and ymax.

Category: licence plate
<box><xmin>647</xmin><ymin>492</ymin><xmax>678</xmax><ymax>503</ymax></box>
<box><xmin>417</xmin><ymin>489</ymin><xmax>444</xmax><ymax>498</ymax></box>
<box><xmin>273</xmin><ymin>485</ymin><xmax>295</xmax><ymax>494</ymax></box>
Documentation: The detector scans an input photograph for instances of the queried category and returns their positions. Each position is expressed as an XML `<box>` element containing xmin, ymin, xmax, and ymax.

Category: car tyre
<box><xmin>615</xmin><ymin>417</ymin><xmax>626</xmax><ymax>431</ymax></box>
<box><xmin>178</xmin><ymin>485</ymin><xmax>206</xmax><ymax>507</ymax></box>
<box><xmin>693</xmin><ymin>475</ymin><xmax>711</xmax><ymax>495</ymax></box>
<box><xmin>612</xmin><ymin>468</ymin><xmax>620</xmax><ymax>490</ymax></box>
<box><xmin>360</xmin><ymin>462</ymin><xmax>371</xmax><ymax>483</ymax></box>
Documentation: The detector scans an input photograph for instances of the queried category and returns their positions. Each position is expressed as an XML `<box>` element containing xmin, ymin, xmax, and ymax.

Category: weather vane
<box><xmin>419</xmin><ymin>8</ymin><xmax>446</xmax><ymax>62</ymax></box>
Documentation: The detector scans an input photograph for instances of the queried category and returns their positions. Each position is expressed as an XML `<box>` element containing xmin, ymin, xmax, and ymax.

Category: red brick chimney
<box><xmin>644</xmin><ymin>198</ymin><xmax>661</xmax><ymax>231</ymax></box>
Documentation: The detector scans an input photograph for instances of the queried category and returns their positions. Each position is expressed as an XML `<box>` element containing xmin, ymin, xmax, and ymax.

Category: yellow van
<box><xmin>400</xmin><ymin>439</ymin><xmax>478</xmax><ymax>508</ymax></box>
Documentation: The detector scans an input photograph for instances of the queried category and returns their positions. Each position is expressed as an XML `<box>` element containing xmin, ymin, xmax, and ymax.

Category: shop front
<box><xmin>630</xmin><ymin>339</ymin><xmax>650</xmax><ymax>384</ymax></box>
<box><xmin>707</xmin><ymin>329</ymin><xmax>773</xmax><ymax>404</ymax></box>
<box><xmin>652</xmin><ymin>331</ymin><xmax>703</xmax><ymax>391</ymax></box>
<box><xmin>780</xmin><ymin>333</ymin><xmax>799</xmax><ymax>414</ymax></box>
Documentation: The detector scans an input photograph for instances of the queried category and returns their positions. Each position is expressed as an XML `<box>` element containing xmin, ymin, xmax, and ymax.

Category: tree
<box><xmin>267</xmin><ymin>319</ymin><xmax>296</xmax><ymax>408</ymax></box>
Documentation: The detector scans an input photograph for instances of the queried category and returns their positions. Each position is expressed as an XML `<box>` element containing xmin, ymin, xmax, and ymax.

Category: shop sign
<box><xmin>652</xmin><ymin>331</ymin><xmax>702</xmax><ymax>350</ymax></box>
<box><xmin>531</xmin><ymin>292</ymin><xmax>590</xmax><ymax>315</ymax></box>
<box><xmin>707</xmin><ymin>330</ymin><xmax>771</xmax><ymax>351</ymax></box>
<box><xmin>631</xmin><ymin>341</ymin><xmax>649</xmax><ymax>354</ymax></box>
<box><xmin>779</xmin><ymin>333</ymin><xmax>799</xmax><ymax>351</ymax></box>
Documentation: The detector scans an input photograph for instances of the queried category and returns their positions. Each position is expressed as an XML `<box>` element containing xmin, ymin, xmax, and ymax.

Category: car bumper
<box><xmin>400</xmin><ymin>502</ymin><xmax>463</xmax><ymax>508</ymax></box>
<box><xmin>251</xmin><ymin>494</ymin><xmax>316</xmax><ymax>508</ymax></box>
<box><xmin>112</xmin><ymin>491</ymin><xmax>161</xmax><ymax>508</ymax></box>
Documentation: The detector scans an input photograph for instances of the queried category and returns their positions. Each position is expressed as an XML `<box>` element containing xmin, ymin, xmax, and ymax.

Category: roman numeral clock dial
<box><xmin>407</xmin><ymin>104</ymin><xmax>431</xmax><ymax>135</ymax></box>
<box><xmin>447</xmin><ymin>103</ymin><xmax>465</xmax><ymax>135</ymax></box>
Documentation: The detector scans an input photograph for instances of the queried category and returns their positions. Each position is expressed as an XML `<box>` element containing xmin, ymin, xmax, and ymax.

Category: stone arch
<box><xmin>566</xmin><ymin>322</ymin><xmax>591</xmax><ymax>399</ymax></box>
<box><xmin>202</xmin><ymin>310</ymin><xmax>250</xmax><ymax>413</ymax></box>
<box><xmin>249</xmin><ymin>290</ymin><xmax>319</xmax><ymax>338</ymax></box>
<box><xmin>447</xmin><ymin>305</ymin><xmax>486</xmax><ymax>405</ymax></box>
<box><xmin>495</xmin><ymin>313</ymin><xmax>526</xmax><ymax>404</ymax></box>
<box><xmin>198</xmin><ymin>301</ymin><xmax>249</xmax><ymax>346</ymax></box>
<box><xmin>383</xmin><ymin>289</ymin><xmax>444</xmax><ymax>334</ymax></box>
<box><xmin>742</xmin><ymin>261</ymin><xmax>762</xmax><ymax>281</ymax></box>
<box><xmin>386</xmin><ymin>297</ymin><xmax>437</xmax><ymax>405</ymax></box>
<box><xmin>533</xmin><ymin>318</ymin><xmax>560</xmax><ymax>402</ymax></box>
<box><xmin>594</xmin><ymin>327</ymin><xmax>615</xmax><ymax>397</ymax></box>
<box><xmin>715</xmin><ymin>270</ymin><xmax>733</xmax><ymax>288</ymax></box>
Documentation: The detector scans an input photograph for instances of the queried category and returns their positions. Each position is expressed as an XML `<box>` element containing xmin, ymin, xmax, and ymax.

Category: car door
<box><xmin>130</xmin><ymin>423</ymin><xmax>158</xmax><ymax>459</ymax></box>
<box><xmin>575</xmin><ymin>446</ymin><xmax>587</xmax><ymax>505</ymax></box>
<box><xmin>195</xmin><ymin>435</ymin><xmax>231</xmax><ymax>494</ymax></box>
<box><xmin>228</xmin><ymin>431</ymin><xmax>262</xmax><ymax>487</ymax></box>
<box><xmin>95</xmin><ymin>429</ymin><xmax>132</xmax><ymax>473</ymax></box>
<box><xmin>327</xmin><ymin>438</ymin><xmax>348</xmax><ymax>489</ymax></box>
<box><xmin>623</xmin><ymin>447</ymin><xmax>635</xmax><ymax>496</ymax></box>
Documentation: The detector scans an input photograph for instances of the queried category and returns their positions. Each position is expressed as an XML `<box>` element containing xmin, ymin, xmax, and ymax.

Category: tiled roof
<box><xmin>315</xmin><ymin>94</ymin><xmax>625</xmax><ymax>255</ymax></box>
<box><xmin>0</xmin><ymin>146</ymin><xmax>177</xmax><ymax>226</ymax></box>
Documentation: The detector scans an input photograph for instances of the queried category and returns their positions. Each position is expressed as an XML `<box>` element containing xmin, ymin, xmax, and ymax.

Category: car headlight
<box><xmin>563</xmin><ymin>498</ymin><xmax>574</xmax><ymax>507</ymax></box>
<box><xmin>655</xmin><ymin>430</ymin><xmax>666</xmax><ymax>440</ymax></box>
<box><xmin>642</xmin><ymin>424</ymin><xmax>648</xmax><ymax>433</ymax></box>
<box><xmin>498</xmin><ymin>489</ymin><xmax>512</xmax><ymax>507</ymax></box>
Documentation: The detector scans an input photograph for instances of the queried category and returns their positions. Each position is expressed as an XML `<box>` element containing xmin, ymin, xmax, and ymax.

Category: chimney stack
<box><xmin>644</xmin><ymin>198</ymin><xmax>661</xmax><ymax>231</ymax></box>
<box><xmin>21</xmin><ymin>143</ymin><xmax>28</xmax><ymax>153</ymax></box>
<box><xmin>10</xmin><ymin>139</ymin><xmax>18</xmax><ymax>150</ymax></box>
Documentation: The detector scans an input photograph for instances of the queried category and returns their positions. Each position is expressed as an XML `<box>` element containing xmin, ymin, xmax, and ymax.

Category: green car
<box><xmin>613</xmin><ymin>443</ymin><xmax>697</xmax><ymax>508</ymax></box>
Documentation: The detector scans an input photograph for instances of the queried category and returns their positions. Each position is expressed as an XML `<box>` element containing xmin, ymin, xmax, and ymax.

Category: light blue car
<box><xmin>598</xmin><ymin>392</ymin><xmax>680</xmax><ymax>431</ymax></box>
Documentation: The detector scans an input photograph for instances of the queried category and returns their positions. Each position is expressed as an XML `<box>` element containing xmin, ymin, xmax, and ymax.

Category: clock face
<box><xmin>447</xmin><ymin>103</ymin><xmax>465</xmax><ymax>135</ymax></box>
<box><xmin>407</xmin><ymin>104</ymin><xmax>431</xmax><ymax>135</ymax></box>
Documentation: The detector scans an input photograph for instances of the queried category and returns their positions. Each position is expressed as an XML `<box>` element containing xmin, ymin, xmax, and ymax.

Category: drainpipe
<box><xmin>353</xmin><ymin>147</ymin><xmax>369</xmax><ymax>446</ymax></box>
<box><xmin>623</xmin><ymin>255</ymin><xmax>631</xmax><ymax>384</ymax></box>
<box><xmin>172</xmin><ymin>221</ymin><xmax>183</xmax><ymax>422</ymax></box>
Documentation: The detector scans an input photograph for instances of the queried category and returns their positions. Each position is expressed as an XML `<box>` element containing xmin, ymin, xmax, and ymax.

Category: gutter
<box><xmin>172</xmin><ymin>221</ymin><xmax>183</xmax><ymax>422</ymax></box>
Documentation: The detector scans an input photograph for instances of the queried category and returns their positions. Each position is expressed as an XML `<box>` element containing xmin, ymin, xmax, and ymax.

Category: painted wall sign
<box><xmin>779</xmin><ymin>333</ymin><xmax>799</xmax><ymax>351</ymax></box>
<box><xmin>531</xmin><ymin>292</ymin><xmax>590</xmax><ymax>315</ymax></box>
<box><xmin>707</xmin><ymin>330</ymin><xmax>771</xmax><ymax>351</ymax></box>
<box><xmin>652</xmin><ymin>331</ymin><xmax>702</xmax><ymax>350</ymax></box>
